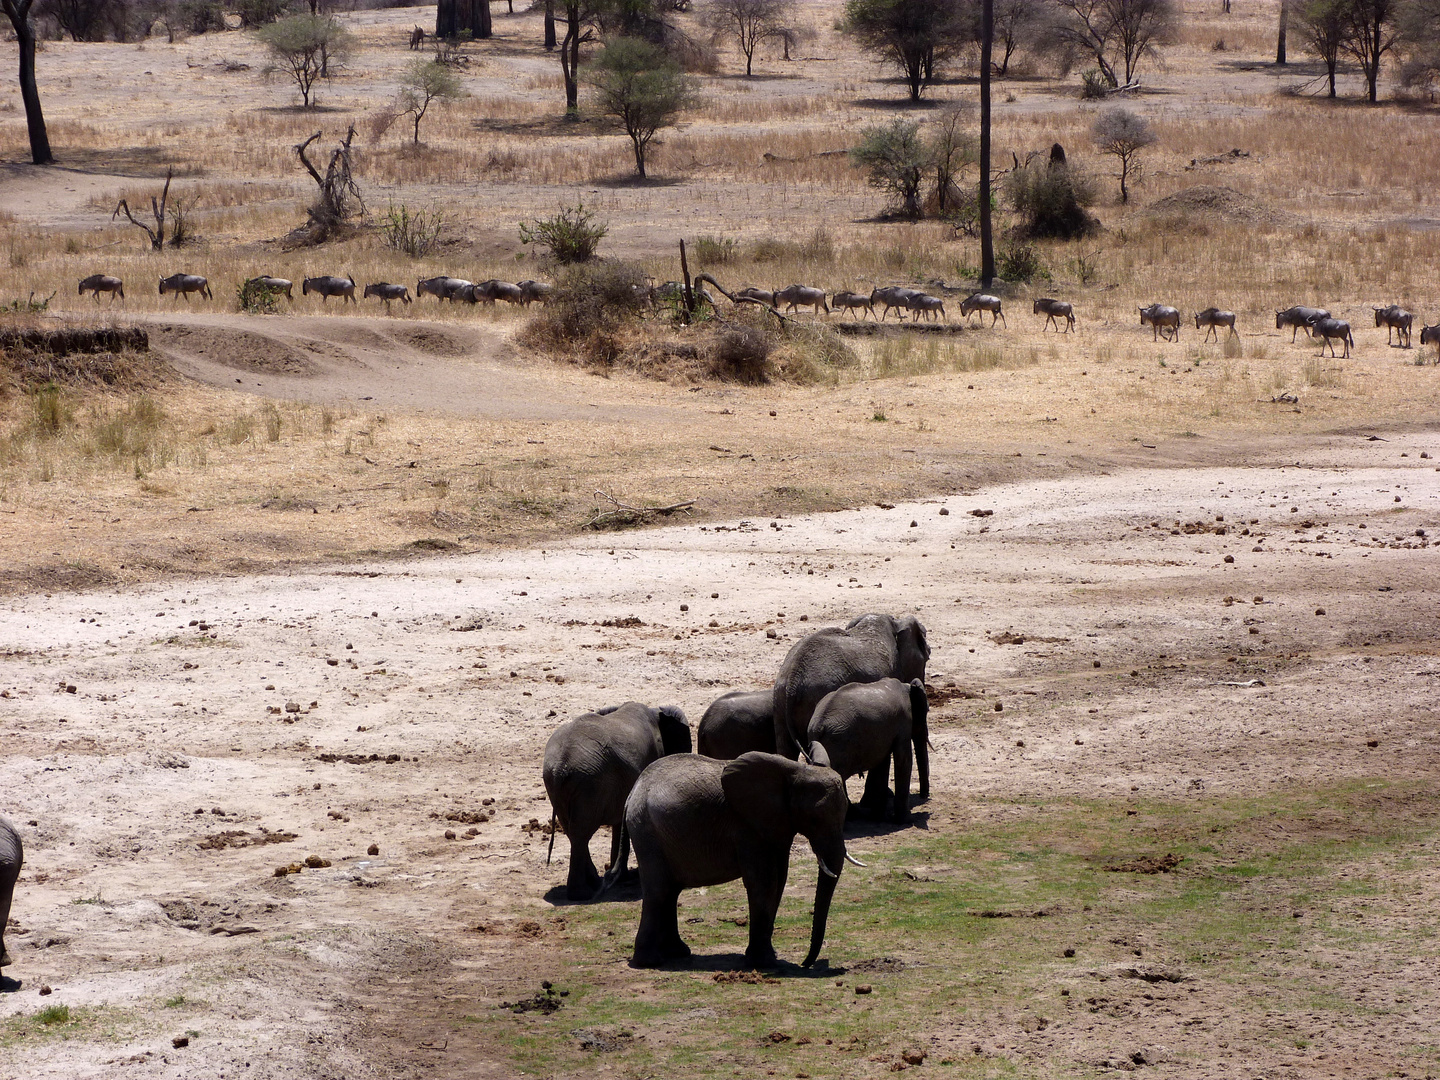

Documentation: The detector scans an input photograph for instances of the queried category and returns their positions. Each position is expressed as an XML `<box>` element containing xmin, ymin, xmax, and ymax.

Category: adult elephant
<box><xmin>543</xmin><ymin>703</ymin><xmax>690</xmax><ymax>901</ymax></box>
<box><xmin>620</xmin><ymin>752</ymin><xmax>858</xmax><ymax>969</ymax></box>
<box><xmin>0</xmin><ymin>815</ymin><xmax>21</xmax><ymax>969</ymax></box>
<box><xmin>773</xmin><ymin>613</ymin><xmax>930</xmax><ymax>759</ymax></box>
<box><xmin>696</xmin><ymin>690</ymin><xmax>775</xmax><ymax>760</ymax></box>
<box><xmin>808</xmin><ymin>678</ymin><xmax>929</xmax><ymax>823</ymax></box>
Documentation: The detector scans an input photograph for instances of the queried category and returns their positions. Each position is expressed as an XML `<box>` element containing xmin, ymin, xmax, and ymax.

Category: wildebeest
<box><xmin>1139</xmin><ymin>303</ymin><xmax>1181</xmax><ymax>341</ymax></box>
<box><xmin>871</xmin><ymin>285</ymin><xmax>921</xmax><ymax>321</ymax></box>
<box><xmin>465</xmin><ymin>279</ymin><xmax>525</xmax><ymax>305</ymax></box>
<box><xmin>363</xmin><ymin>282</ymin><xmax>411</xmax><ymax>309</ymax></box>
<box><xmin>1420</xmin><ymin>324</ymin><xmax>1440</xmax><ymax>362</ymax></box>
<box><xmin>735</xmin><ymin>286</ymin><xmax>776</xmax><ymax>308</ymax></box>
<box><xmin>302</xmin><ymin>275</ymin><xmax>356</xmax><ymax>303</ymax></box>
<box><xmin>1194</xmin><ymin>307</ymin><xmax>1238</xmax><ymax>342</ymax></box>
<box><xmin>1275</xmin><ymin>306</ymin><xmax>1329</xmax><ymax>342</ymax></box>
<box><xmin>417</xmin><ymin>276</ymin><xmax>473</xmax><ymax>301</ymax></box>
<box><xmin>409</xmin><ymin>24</ymin><xmax>425</xmax><ymax>48</ymax></box>
<box><xmin>830</xmin><ymin>290</ymin><xmax>875</xmax><ymax>320</ymax></box>
<box><xmin>774</xmin><ymin>284</ymin><xmax>829</xmax><ymax>315</ymax></box>
<box><xmin>959</xmin><ymin>293</ymin><xmax>1004</xmax><ymax>327</ymax></box>
<box><xmin>78</xmin><ymin>274</ymin><xmax>123</xmax><ymax>303</ymax></box>
<box><xmin>1033</xmin><ymin>297</ymin><xmax>1074</xmax><ymax>333</ymax></box>
<box><xmin>517</xmin><ymin>280</ymin><xmax>553</xmax><ymax>306</ymax></box>
<box><xmin>1311</xmin><ymin>317</ymin><xmax>1354</xmax><ymax>358</ymax></box>
<box><xmin>244</xmin><ymin>276</ymin><xmax>294</xmax><ymax>301</ymax></box>
<box><xmin>1373</xmin><ymin>305</ymin><xmax>1413</xmax><ymax>348</ymax></box>
<box><xmin>159</xmin><ymin>273</ymin><xmax>211</xmax><ymax>301</ymax></box>
<box><xmin>910</xmin><ymin>294</ymin><xmax>947</xmax><ymax>321</ymax></box>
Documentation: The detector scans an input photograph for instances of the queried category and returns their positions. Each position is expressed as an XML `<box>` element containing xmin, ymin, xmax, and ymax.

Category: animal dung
<box><xmin>855</xmin><ymin>984</ymin><xmax>873</xmax><ymax>995</ymax></box>
<box><xmin>367</xmin><ymin>844</ymin><xmax>379</xmax><ymax>856</ymax></box>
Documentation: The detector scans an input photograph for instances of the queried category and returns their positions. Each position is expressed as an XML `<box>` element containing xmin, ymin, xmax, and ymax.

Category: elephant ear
<box><xmin>908</xmin><ymin>679</ymin><xmax>929</xmax><ymax>733</ymax></box>
<box><xmin>721</xmin><ymin>753</ymin><xmax>799</xmax><ymax>849</ymax></box>
<box><xmin>655</xmin><ymin>705</ymin><xmax>692</xmax><ymax>756</ymax></box>
<box><xmin>898</xmin><ymin>615</ymin><xmax>930</xmax><ymax>663</ymax></box>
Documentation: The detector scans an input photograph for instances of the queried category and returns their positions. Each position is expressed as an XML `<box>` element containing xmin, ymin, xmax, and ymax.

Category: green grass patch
<box><xmin>468</xmin><ymin>779</ymin><xmax>1440</xmax><ymax>1077</ymax></box>
<box><xmin>0</xmin><ymin>1004</ymin><xmax>140</xmax><ymax>1049</ymax></box>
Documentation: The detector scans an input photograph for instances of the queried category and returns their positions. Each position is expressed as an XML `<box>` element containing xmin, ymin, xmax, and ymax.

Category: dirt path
<box><xmin>1</xmin><ymin>437</ymin><xmax>1437</xmax><ymax>1077</ymax></box>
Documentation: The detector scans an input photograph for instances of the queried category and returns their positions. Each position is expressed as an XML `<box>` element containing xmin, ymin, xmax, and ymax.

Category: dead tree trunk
<box><xmin>295</xmin><ymin>127</ymin><xmax>364</xmax><ymax>239</ymax></box>
<box><xmin>112</xmin><ymin>168</ymin><xmax>173</xmax><ymax>251</ymax></box>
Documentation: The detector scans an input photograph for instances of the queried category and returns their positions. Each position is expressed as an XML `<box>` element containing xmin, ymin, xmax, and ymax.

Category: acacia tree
<box><xmin>584</xmin><ymin>37</ymin><xmax>697</xmax><ymax>178</ymax></box>
<box><xmin>2</xmin><ymin>0</ymin><xmax>54</xmax><ymax>164</ymax></box>
<box><xmin>850</xmin><ymin>119</ymin><xmax>931</xmax><ymax>218</ymax></box>
<box><xmin>930</xmin><ymin>106</ymin><xmax>976</xmax><ymax>213</ymax></box>
<box><xmin>398</xmin><ymin>58</ymin><xmax>464</xmax><ymax>142</ymax></box>
<box><xmin>1046</xmin><ymin>0</ymin><xmax>1175</xmax><ymax>87</ymax></box>
<box><xmin>704</xmin><ymin>0</ymin><xmax>793</xmax><ymax>76</ymax></box>
<box><xmin>1298</xmin><ymin>0</ymin><xmax>1347</xmax><ymax>96</ymax></box>
<box><xmin>257</xmin><ymin>15</ymin><xmax>353</xmax><ymax>107</ymax></box>
<box><xmin>1091</xmin><ymin>106</ymin><xmax>1155</xmax><ymax>203</ymax></box>
<box><xmin>842</xmin><ymin>0</ymin><xmax>968</xmax><ymax>102</ymax></box>
<box><xmin>1340</xmin><ymin>0</ymin><xmax>1398</xmax><ymax>101</ymax></box>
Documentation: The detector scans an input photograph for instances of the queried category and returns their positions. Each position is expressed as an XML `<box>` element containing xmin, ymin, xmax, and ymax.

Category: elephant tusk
<box><xmin>817</xmin><ymin>857</ymin><xmax>839</xmax><ymax>879</ymax></box>
<box><xmin>798</xmin><ymin>749</ymin><xmax>810</xmax><ymax>765</ymax></box>
<box><xmin>927</xmin><ymin>738</ymin><xmax>936</xmax><ymax>751</ymax></box>
<box><xmin>844</xmin><ymin>851</ymin><xmax>867</xmax><ymax>868</ymax></box>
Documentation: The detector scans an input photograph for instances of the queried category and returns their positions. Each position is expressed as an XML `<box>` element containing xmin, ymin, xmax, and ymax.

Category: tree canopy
<box><xmin>841</xmin><ymin>0</ymin><xmax>968</xmax><ymax>102</ymax></box>
<box><xmin>584</xmin><ymin>36</ymin><xmax>698</xmax><ymax>178</ymax></box>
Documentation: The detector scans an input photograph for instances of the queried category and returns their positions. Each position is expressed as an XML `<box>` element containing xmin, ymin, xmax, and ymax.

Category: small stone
<box><xmin>304</xmin><ymin>854</ymin><xmax>331</xmax><ymax>868</ymax></box>
<box><xmin>367</xmin><ymin>844</ymin><xmax>379</xmax><ymax>856</ymax></box>
<box><xmin>1015</xmin><ymin>739</ymin><xmax>1025</xmax><ymax>747</ymax></box>
<box><xmin>994</xmin><ymin>702</ymin><xmax>1003</xmax><ymax>712</ymax></box>
<box><xmin>766</xmin><ymin>628</ymin><xmax>778</xmax><ymax>639</ymax></box>
<box><xmin>902</xmin><ymin>1049</ymin><xmax>926</xmax><ymax>1065</ymax></box>
<box><xmin>680</xmin><ymin>604</ymin><xmax>689</xmax><ymax>612</ymax></box>
<box><xmin>910</xmin><ymin>520</ymin><xmax>917</xmax><ymax>528</ymax></box>
<box><xmin>38</xmin><ymin>985</ymin><xmax>52</xmax><ymax>996</ymax></box>
<box><xmin>1063</xmin><ymin>948</ymin><xmax>1075</xmax><ymax>958</ymax></box>
<box><xmin>1223</xmin><ymin>555</ymin><xmax>1234</xmax><ymax>563</ymax></box>
<box><xmin>444</xmin><ymin>829</ymin><xmax>457</xmax><ymax>840</ymax></box>
<box><xmin>855</xmin><ymin>984</ymin><xmax>872</xmax><ymax>995</ymax></box>
<box><xmin>327</xmin><ymin>659</ymin><xmax>339</xmax><ymax>666</ymax></box>
<box><xmin>285</xmin><ymin>702</ymin><xmax>300</xmax><ymax>713</ymax></box>
<box><xmin>1315</xmin><ymin>607</ymin><xmax>1326</xmax><ymax>616</ymax></box>
<box><xmin>1093</xmin><ymin>660</ymin><xmax>1101</xmax><ymax>668</ymax></box>
<box><xmin>274</xmin><ymin>866</ymin><xmax>289</xmax><ymax>877</ymax></box>
<box><xmin>769</xmin><ymin>411</ymin><xmax>777</xmax><ymax>416</ymax></box>
<box><xmin>172</xmin><ymin>1036</ymin><xmax>190</xmax><ymax>1049</ymax></box>
<box><xmin>709</xmin><ymin>620</ymin><xmax>719</xmax><ymax>627</ymax></box>
<box><xmin>711</xmin><ymin>592</ymin><xmax>719</xmax><ymax>598</ymax></box>
<box><xmin>1367</xmin><ymin>739</ymin><xmax>1379</xmax><ymax>748</ymax></box>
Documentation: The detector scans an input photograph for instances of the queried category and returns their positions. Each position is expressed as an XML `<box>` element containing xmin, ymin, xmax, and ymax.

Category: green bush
<box><xmin>1003</xmin><ymin>159</ymin><xmax>1099</xmax><ymax>240</ymax></box>
<box><xmin>238</xmin><ymin>278</ymin><xmax>285</xmax><ymax>314</ymax></box>
<box><xmin>518</xmin><ymin>201</ymin><xmax>608</xmax><ymax>264</ymax></box>
<box><xmin>693</xmin><ymin>235</ymin><xmax>738</xmax><ymax>265</ymax></box>
<box><xmin>1080</xmin><ymin>69</ymin><xmax>1109</xmax><ymax>99</ymax></box>
<box><xmin>997</xmin><ymin>242</ymin><xmax>1049</xmax><ymax>283</ymax></box>
<box><xmin>380</xmin><ymin>202</ymin><xmax>444</xmax><ymax>258</ymax></box>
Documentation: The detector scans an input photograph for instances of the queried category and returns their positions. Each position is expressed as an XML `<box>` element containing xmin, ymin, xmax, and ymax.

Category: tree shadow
<box><xmin>0</xmin><ymin>974</ymin><xmax>21</xmax><ymax>994</ymax></box>
<box><xmin>852</xmin><ymin>97</ymin><xmax>947</xmax><ymax>111</ymax></box>
<box><xmin>2</xmin><ymin>149</ymin><xmax>187</xmax><ymax>179</ymax></box>
<box><xmin>257</xmin><ymin>103</ymin><xmax>351</xmax><ymax>114</ymax></box>
<box><xmin>589</xmin><ymin>173</ymin><xmax>687</xmax><ymax>189</ymax></box>
<box><xmin>470</xmin><ymin>116</ymin><xmax>608</xmax><ymax>137</ymax></box>
<box><xmin>711</xmin><ymin>71</ymin><xmax>810</xmax><ymax>82</ymax></box>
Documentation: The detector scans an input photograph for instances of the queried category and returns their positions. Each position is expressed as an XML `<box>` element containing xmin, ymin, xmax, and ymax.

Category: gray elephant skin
<box><xmin>621</xmin><ymin>752</ymin><xmax>851</xmax><ymax>969</ymax></box>
<box><xmin>543</xmin><ymin>702</ymin><xmax>691</xmax><ymax>900</ymax></box>
<box><xmin>697</xmin><ymin>690</ymin><xmax>775</xmax><ymax>759</ymax></box>
<box><xmin>0</xmin><ymin>815</ymin><xmax>21</xmax><ymax>968</ymax></box>
<box><xmin>773</xmin><ymin>613</ymin><xmax>930</xmax><ymax>759</ymax></box>
<box><xmin>808</xmin><ymin>678</ymin><xmax>929</xmax><ymax>823</ymax></box>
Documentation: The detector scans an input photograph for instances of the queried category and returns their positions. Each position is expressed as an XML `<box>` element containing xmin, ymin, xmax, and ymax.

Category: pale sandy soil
<box><xmin>2</xmin><ymin>436</ymin><xmax>1438</xmax><ymax>1078</ymax></box>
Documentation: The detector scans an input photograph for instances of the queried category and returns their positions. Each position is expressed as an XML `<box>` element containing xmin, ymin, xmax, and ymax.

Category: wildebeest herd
<box><xmin>68</xmin><ymin>269</ymin><xmax>1440</xmax><ymax>360</ymax></box>
<box><xmin>542</xmin><ymin>612</ymin><xmax>928</xmax><ymax>969</ymax></box>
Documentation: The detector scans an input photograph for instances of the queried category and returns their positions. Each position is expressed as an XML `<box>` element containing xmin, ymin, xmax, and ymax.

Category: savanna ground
<box><xmin>1</xmin><ymin>0</ymin><xmax>1439</xmax><ymax>1076</ymax></box>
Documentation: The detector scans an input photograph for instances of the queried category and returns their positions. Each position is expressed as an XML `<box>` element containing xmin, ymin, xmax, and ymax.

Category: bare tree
<box><xmin>1298</xmin><ymin>0</ymin><xmax>1346</xmax><ymax>95</ymax></box>
<box><xmin>544</xmin><ymin>0</ymin><xmax>556</xmax><ymax>47</ymax></box>
<box><xmin>1046</xmin><ymin>0</ymin><xmax>1175</xmax><ymax>87</ymax></box>
<box><xmin>2</xmin><ymin>0</ymin><xmax>54</xmax><ymax>163</ymax></box>
<box><xmin>992</xmin><ymin>0</ymin><xmax>1048</xmax><ymax>74</ymax></box>
<box><xmin>1277</xmin><ymin>0</ymin><xmax>1288</xmax><ymax>61</ymax></box>
<box><xmin>295</xmin><ymin>126</ymin><xmax>365</xmax><ymax>238</ymax></box>
<box><xmin>1340</xmin><ymin>0</ymin><xmax>1398</xmax><ymax>101</ymax></box>
<box><xmin>930</xmin><ymin>106</ymin><xmax>976</xmax><ymax>212</ymax></box>
<box><xmin>704</xmin><ymin>0</ymin><xmax>793</xmax><ymax>75</ymax></box>
<box><xmin>1091</xmin><ymin>106</ymin><xmax>1155</xmax><ymax>203</ymax></box>
<box><xmin>112</xmin><ymin>168</ymin><xmax>175</xmax><ymax>250</ymax></box>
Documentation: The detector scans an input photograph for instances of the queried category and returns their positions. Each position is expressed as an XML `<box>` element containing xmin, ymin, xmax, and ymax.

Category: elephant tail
<box><xmin>546</xmin><ymin>809</ymin><xmax>557</xmax><ymax>866</ymax></box>
<box><xmin>596</xmin><ymin>819</ymin><xmax>628</xmax><ymax>900</ymax></box>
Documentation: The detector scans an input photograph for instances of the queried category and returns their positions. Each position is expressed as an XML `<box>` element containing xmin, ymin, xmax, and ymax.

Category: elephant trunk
<box><xmin>801</xmin><ymin>861</ymin><xmax>839</xmax><ymax>968</ymax></box>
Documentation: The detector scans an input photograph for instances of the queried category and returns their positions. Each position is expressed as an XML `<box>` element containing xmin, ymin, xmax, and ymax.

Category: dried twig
<box><xmin>584</xmin><ymin>490</ymin><xmax>696</xmax><ymax>530</ymax></box>
<box><xmin>112</xmin><ymin>168</ymin><xmax>173</xmax><ymax>251</ymax></box>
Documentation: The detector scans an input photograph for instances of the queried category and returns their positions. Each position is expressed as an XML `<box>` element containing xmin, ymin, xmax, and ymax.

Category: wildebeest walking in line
<box><xmin>78</xmin><ymin>274</ymin><xmax>124</xmax><ymax>303</ymax></box>
<box><xmin>1275</xmin><ymin>306</ymin><xmax>1329</xmax><ymax>342</ymax></box>
<box><xmin>1033</xmin><ymin>298</ymin><xmax>1074</xmax><ymax>333</ymax></box>
<box><xmin>1194</xmin><ymin>307</ymin><xmax>1237</xmax><ymax>342</ymax></box>
<box><xmin>159</xmin><ymin>273</ymin><xmax>211</xmax><ymax>301</ymax></box>
<box><xmin>1374</xmin><ymin>305</ymin><xmax>1413</xmax><ymax>348</ymax></box>
<box><xmin>1139</xmin><ymin>303</ymin><xmax>1181</xmax><ymax>341</ymax></box>
<box><xmin>303</xmin><ymin>275</ymin><xmax>356</xmax><ymax>304</ymax></box>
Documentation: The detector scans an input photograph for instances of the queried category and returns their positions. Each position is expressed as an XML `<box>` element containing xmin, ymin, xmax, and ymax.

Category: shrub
<box><xmin>710</xmin><ymin>324</ymin><xmax>772</xmax><ymax>384</ymax></box>
<box><xmin>519</xmin><ymin>201</ymin><xmax>608</xmax><ymax>264</ymax></box>
<box><xmin>1079</xmin><ymin>67</ymin><xmax>1109</xmax><ymax>98</ymax></box>
<box><xmin>997</xmin><ymin>242</ymin><xmax>1049</xmax><ymax>282</ymax></box>
<box><xmin>238</xmin><ymin>278</ymin><xmax>285</xmax><ymax>314</ymax></box>
<box><xmin>235</xmin><ymin>0</ymin><xmax>288</xmax><ymax>28</ymax></box>
<box><xmin>693</xmin><ymin>235</ymin><xmax>739</xmax><ymax>265</ymax></box>
<box><xmin>850</xmin><ymin>119</ymin><xmax>930</xmax><ymax>219</ymax></box>
<box><xmin>1004</xmin><ymin>157</ymin><xmax>1099</xmax><ymax>239</ymax></box>
<box><xmin>521</xmin><ymin>261</ymin><xmax>649</xmax><ymax>360</ymax></box>
<box><xmin>380</xmin><ymin>202</ymin><xmax>444</xmax><ymax>257</ymax></box>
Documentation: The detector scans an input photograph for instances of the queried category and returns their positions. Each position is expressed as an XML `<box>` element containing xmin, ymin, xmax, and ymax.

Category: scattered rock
<box><xmin>444</xmin><ymin>829</ymin><xmax>457</xmax><ymax>840</ymax></box>
<box><xmin>172</xmin><ymin>1036</ymin><xmax>190</xmax><ymax>1049</ymax></box>
<box><xmin>38</xmin><ymin>985</ymin><xmax>52</xmax><ymax>996</ymax></box>
<box><xmin>713</xmin><ymin>970</ymin><xmax>778</xmax><ymax>985</ymax></box>
<box><xmin>855</xmin><ymin>984</ymin><xmax>872</xmax><ymax>995</ymax></box>
<box><xmin>969</xmin><ymin>509</ymin><xmax>994</xmax><ymax>517</ymax></box>
<box><xmin>367</xmin><ymin>843</ymin><xmax>379</xmax><ymax>855</ymax></box>
<box><xmin>303</xmin><ymin>854</ymin><xmax>331</xmax><ymax>868</ymax></box>
<box><xmin>902</xmin><ymin>1049</ymin><xmax>927</xmax><ymax>1065</ymax></box>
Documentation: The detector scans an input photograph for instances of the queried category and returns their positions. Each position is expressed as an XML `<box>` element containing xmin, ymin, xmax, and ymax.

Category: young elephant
<box><xmin>0</xmin><ymin>815</ymin><xmax>21</xmax><ymax>968</ymax></box>
<box><xmin>773</xmin><ymin>613</ymin><xmax>930</xmax><ymax>759</ymax></box>
<box><xmin>697</xmin><ymin>690</ymin><xmax>775</xmax><ymax>760</ymax></box>
<box><xmin>807</xmin><ymin>678</ymin><xmax>929</xmax><ymax>823</ymax></box>
<box><xmin>621</xmin><ymin>752</ymin><xmax>856</xmax><ymax>969</ymax></box>
<box><xmin>543</xmin><ymin>703</ymin><xmax>690</xmax><ymax>900</ymax></box>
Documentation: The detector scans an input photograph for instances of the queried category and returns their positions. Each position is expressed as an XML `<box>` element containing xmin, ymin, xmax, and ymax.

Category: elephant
<box><xmin>0</xmin><ymin>815</ymin><xmax>21</xmax><ymax>969</ymax></box>
<box><xmin>697</xmin><ymin>690</ymin><xmax>775</xmax><ymax>760</ymax></box>
<box><xmin>618</xmin><ymin>752</ymin><xmax>858</xmax><ymax>969</ymax></box>
<box><xmin>807</xmin><ymin>678</ymin><xmax>929</xmax><ymax>823</ymax></box>
<box><xmin>773</xmin><ymin>613</ymin><xmax>930</xmax><ymax>759</ymax></box>
<box><xmin>543</xmin><ymin>702</ymin><xmax>691</xmax><ymax>901</ymax></box>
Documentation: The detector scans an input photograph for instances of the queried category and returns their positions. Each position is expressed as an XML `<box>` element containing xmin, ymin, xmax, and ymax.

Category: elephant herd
<box><xmin>542</xmin><ymin>612</ymin><xmax>930</xmax><ymax>969</ymax></box>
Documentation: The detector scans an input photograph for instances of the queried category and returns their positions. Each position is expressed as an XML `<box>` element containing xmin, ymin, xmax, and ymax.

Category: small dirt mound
<box><xmin>1143</xmin><ymin>185</ymin><xmax>1297</xmax><ymax>228</ymax></box>
<box><xmin>151</xmin><ymin>323</ymin><xmax>315</xmax><ymax>376</ymax></box>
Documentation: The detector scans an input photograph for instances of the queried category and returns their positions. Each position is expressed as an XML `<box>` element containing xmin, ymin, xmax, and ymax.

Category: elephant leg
<box><xmin>891</xmin><ymin>736</ymin><xmax>913</xmax><ymax>823</ymax></box>
<box><xmin>632</xmin><ymin>876</ymin><xmax>689</xmax><ymax>967</ymax></box>
<box><xmin>741</xmin><ymin>850</ymin><xmax>787</xmax><ymax>968</ymax></box>
<box><xmin>859</xmin><ymin>767</ymin><xmax>890</xmax><ymax>817</ymax></box>
<box><xmin>565</xmin><ymin>827</ymin><xmax>602</xmax><ymax>901</ymax></box>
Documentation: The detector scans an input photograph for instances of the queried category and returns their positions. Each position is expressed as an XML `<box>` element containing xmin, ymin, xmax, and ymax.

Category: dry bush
<box><xmin>709</xmin><ymin>322</ymin><xmax>772</xmax><ymax>383</ymax></box>
<box><xmin>519</xmin><ymin>261</ymin><xmax>650</xmax><ymax>365</ymax></box>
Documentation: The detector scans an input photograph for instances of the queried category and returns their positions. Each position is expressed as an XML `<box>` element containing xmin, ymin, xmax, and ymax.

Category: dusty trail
<box><xmin>1</xmin><ymin>437</ymin><xmax>1438</xmax><ymax>1077</ymax></box>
